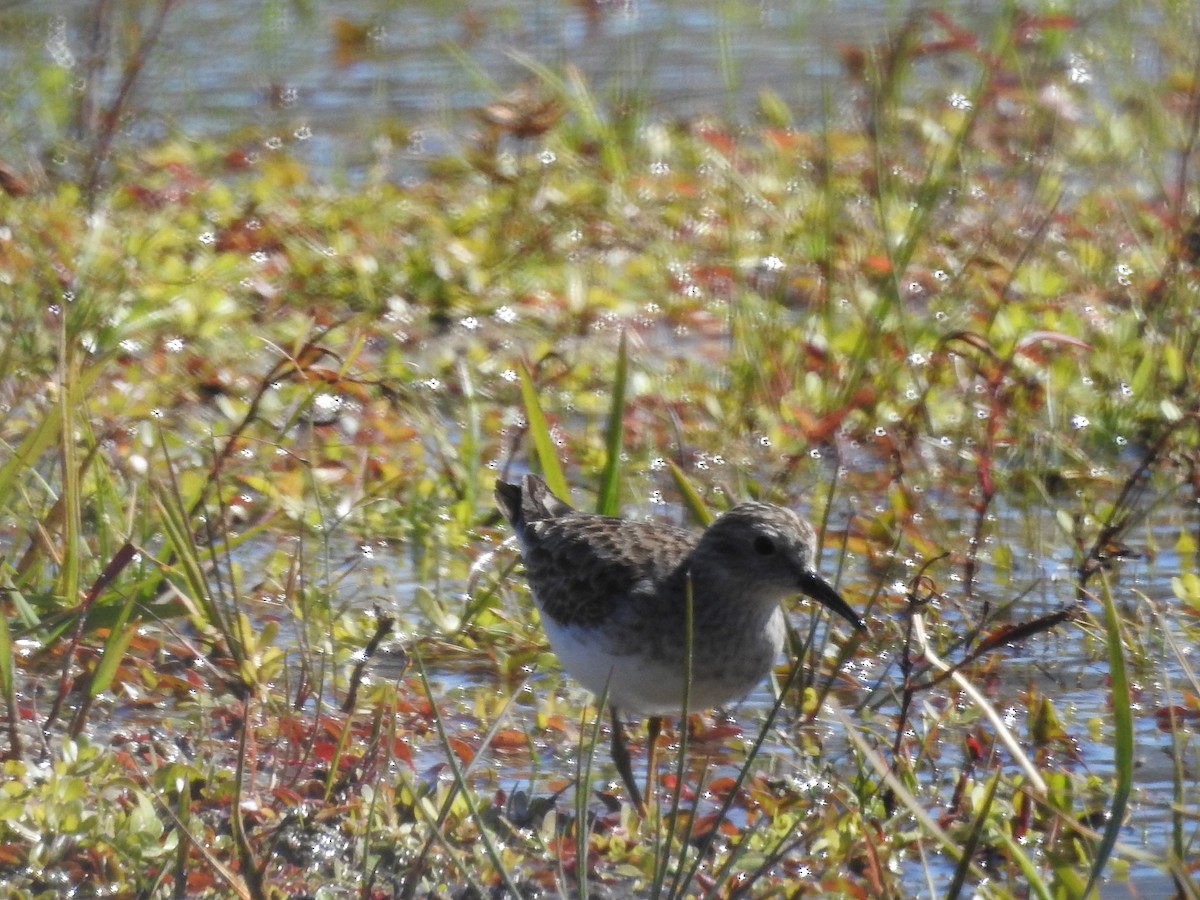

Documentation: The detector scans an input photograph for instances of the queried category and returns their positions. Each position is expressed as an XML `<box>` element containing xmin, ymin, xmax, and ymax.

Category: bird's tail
<box><xmin>494</xmin><ymin>474</ymin><xmax>574</xmax><ymax>530</ymax></box>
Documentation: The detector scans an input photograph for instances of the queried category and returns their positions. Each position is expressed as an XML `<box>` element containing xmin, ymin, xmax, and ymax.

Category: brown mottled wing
<box><xmin>519</xmin><ymin>516</ymin><xmax>695</xmax><ymax>627</ymax></box>
<box><xmin>496</xmin><ymin>475</ymin><xmax>698</xmax><ymax>625</ymax></box>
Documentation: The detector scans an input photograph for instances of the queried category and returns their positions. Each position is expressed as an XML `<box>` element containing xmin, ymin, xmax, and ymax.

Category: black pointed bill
<box><xmin>796</xmin><ymin>570</ymin><xmax>865</xmax><ymax>631</ymax></box>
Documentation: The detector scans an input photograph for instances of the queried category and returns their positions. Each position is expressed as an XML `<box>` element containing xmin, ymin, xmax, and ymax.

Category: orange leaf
<box><xmin>706</xmin><ymin>776</ymin><xmax>740</xmax><ymax>798</ymax></box>
<box><xmin>448</xmin><ymin>737</ymin><xmax>475</xmax><ymax>765</ymax></box>
<box><xmin>390</xmin><ymin>736</ymin><xmax>414</xmax><ymax>766</ymax></box>
<box><xmin>862</xmin><ymin>254</ymin><xmax>893</xmax><ymax>277</ymax></box>
<box><xmin>271</xmin><ymin>786</ymin><xmax>306</xmax><ymax>806</ymax></box>
<box><xmin>490</xmin><ymin>729</ymin><xmax>529</xmax><ymax>751</ymax></box>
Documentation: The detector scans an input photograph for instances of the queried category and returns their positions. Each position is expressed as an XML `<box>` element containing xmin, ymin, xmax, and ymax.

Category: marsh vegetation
<box><xmin>1</xmin><ymin>1</ymin><xmax>1199</xmax><ymax>896</ymax></box>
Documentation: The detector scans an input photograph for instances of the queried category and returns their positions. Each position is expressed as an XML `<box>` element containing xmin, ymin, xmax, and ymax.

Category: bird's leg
<box><xmin>644</xmin><ymin>715</ymin><xmax>662</xmax><ymax>811</ymax></box>
<box><xmin>610</xmin><ymin>706</ymin><xmax>646</xmax><ymax>815</ymax></box>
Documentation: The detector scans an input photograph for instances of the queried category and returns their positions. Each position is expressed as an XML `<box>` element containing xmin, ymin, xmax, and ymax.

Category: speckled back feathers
<box><xmin>495</xmin><ymin>475</ymin><xmax>830</xmax><ymax>629</ymax></box>
<box><xmin>496</xmin><ymin>477</ymin><xmax>701</xmax><ymax>627</ymax></box>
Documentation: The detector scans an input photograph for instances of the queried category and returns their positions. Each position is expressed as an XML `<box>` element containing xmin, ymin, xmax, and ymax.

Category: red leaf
<box><xmin>1155</xmin><ymin>706</ymin><xmax>1200</xmax><ymax>731</ymax></box>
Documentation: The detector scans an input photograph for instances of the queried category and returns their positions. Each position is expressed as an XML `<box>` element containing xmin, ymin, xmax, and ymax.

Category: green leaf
<box><xmin>596</xmin><ymin>331</ymin><xmax>628</xmax><ymax>516</ymax></box>
<box><xmin>89</xmin><ymin>597</ymin><xmax>138</xmax><ymax>698</ymax></box>
<box><xmin>0</xmin><ymin>400</ymin><xmax>63</xmax><ymax>507</ymax></box>
<box><xmin>1084</xmin><ymin>576</ymin><xmax>1133</xmax><ymax>896</ymax></box>
<box><xmin>517</xmin><ymin>361</ymin><xmax>569</xmax><ymax>499</ymax></box>
<box><xmin>0</xmin><ymin>595</ymin><xmax>13</xmax><ymax>730</ymax></box>
<box><xmin>666</xmin><ymin>459</ymin><xmax>712</xmax><ymax>526</ymax></box>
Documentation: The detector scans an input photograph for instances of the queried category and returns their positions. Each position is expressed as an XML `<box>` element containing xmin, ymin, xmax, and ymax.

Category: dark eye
<box><xmin>754</xmin><ymin>536</ymin><xmax>776</xmax><ymax>555</ymax></box>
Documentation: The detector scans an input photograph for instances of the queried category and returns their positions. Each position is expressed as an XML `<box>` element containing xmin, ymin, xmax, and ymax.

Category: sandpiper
<box><xmin>495</xmin><ymin>474</ymin><xmax>864</xmax><ymax>811</ymax></box>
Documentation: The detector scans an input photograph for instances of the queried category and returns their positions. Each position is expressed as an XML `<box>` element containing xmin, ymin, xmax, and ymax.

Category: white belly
<box><xmin>539</xmin><ymin>611</ymin><xmax>786</xmax><ymax>716</ymax></box>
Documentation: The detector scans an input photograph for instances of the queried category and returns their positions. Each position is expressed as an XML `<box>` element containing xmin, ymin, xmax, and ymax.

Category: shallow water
<box><xmin>0</xmin><ymin>0</ymin><xmax>1133</xmax><ymax>180</ymax></box>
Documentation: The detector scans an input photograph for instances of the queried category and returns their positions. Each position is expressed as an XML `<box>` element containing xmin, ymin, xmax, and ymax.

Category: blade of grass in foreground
<box><xmin>678</xmin><ymin>650</ymin><xmax>817</xmax><ymax>896</ymax></box>
<box><xmin>596</xmin><ymin>330</ymin><xmax>628</xmax><ymax>516</ymax></box>
<box><xmin>517</xmin><ymin>361</ymin><xmax>569</xmax><ymax>500</ymax></box>
<box><xmin>454</xmin><ymin>358</ymin><xmax>483</xmax><ymax>528</ymax></box>
<box><xmin>413</xmin><ymin>650</ymin><xmax>525</xmax><ymax>899</ymax></box>
<box><xmin>71</xmin><ymin>595</ymin><xmax>138</xmax><ymax>737</ymax></box>
<box><xmin>0</xmin><ymin>403</ymin><xmax>63</xmax><ymax>508</ymax></box>
<box><xmin>1083</xmin><ymin>575</ymin><xmax>1133</xmax><ymax>896</ymax></box>
<box><xmin>830</xmin><ymin>699</ymin><xmax>989</xmax><ymax>881</ymax></box>
<box><xmin>945</xmin><ymin>770</ymin><xmax>1001</xmax><ymax>900</ymax></box>
<box><xmin>995</xmin><ymin>828</ymin><xmax>1053</xmax><ymax>900</ymax></box>
<box><xmin>0</xmin><ymin>594</ymin><xmax>17</xmax><ymax>758</ymax></box>
<box><xmin>574</xmin><ymin>681</ymin><xmax>611</xmax><ymax>900</ymax></box>
<box><xmin>653</xmin><ymin>575</ymin><xmax>693</xmax><ymax>899</ymax></box>
<box><xmin>151</xmin><ymin>483</ymin><xmax>227</xmax><ymax>634</ymax></box>
<box><xmin>666</xmin><ymin>459</ymin><xmax>712</xmax><ymax>526</ymax></box>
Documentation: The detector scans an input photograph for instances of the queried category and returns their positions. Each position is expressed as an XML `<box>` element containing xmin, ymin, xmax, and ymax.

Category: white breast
<box><xmin>538</xmin><ymin>609</ymin><xmax>786</xmax><ymax>716</ymax></box>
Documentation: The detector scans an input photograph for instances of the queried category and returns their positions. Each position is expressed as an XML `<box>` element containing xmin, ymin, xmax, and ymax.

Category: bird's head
<box><xmin>691</xmin><ymin>503</ymin><xmax>864</xmax><ymax>631</ymax></box>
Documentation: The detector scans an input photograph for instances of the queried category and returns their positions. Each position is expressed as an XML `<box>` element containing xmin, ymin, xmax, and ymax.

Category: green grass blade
<box><xmin>946</xmin><ymin>770</ymin><xmax>1000</xmax><ymax>899</ymax></box>
<box><xmin>517</xmin><ymin>361</ymin><xmax>569</xmax><ymax>498</ymax></box>
<box><xmin>596</xmin><ymin>331</ymin><xmax>628</xmax><ymax>516</ymax></box>
<box><xmin>0</xmin><ymin>588</ymin><xmax>16</xmax><ymax>755</ymax></box>
<box><xmin>0</xmin><ymin>406</ymin><xmax>63</xmax><ymax>506</ymax></box>
<box><xmin>57</xmin><ymin>352</ymin><xmax>82</xmax><ymax>613</ymax></box>
<box><xmin>1084</xmin><ymin>575</ymin><xmax>1134</xmax><ymax>895</ymax></box>
<box><xmin>830</xmin><ymin>699</ymin><xmax>987</xmax><ymax>879</ymax></box>
<box><xmin>995</xmin><ymin>828</ymin><xmax>1054</xmax><ymax>900</ymax></box>
<box><xmin>87</xmin><ymin>545</ymin><xmax>142</xmax><ymax>698</ymax></box>
<box><xmin>658</xmin><ymin>575</ymin><xmax>695</xmax><ymax>899</ymax></box>
<box><xmin>574</xmin><ymin>684</ymin><xmax>611</xmax><ymax>900</ymax></box>
<box><xmin>455</xmin><ymin>358</ymin><xmax>482</xmax><ymax>527</ymax></box>
<box><xmin>150</xmin><ymin>478</ymin><xmax>231</xmax><ymax>642</ymax></box>
<box><xmin>89</xmin><ymin>619</ymin><xmax>138</xmax><ymax>698</ymax></box>
<box><xmin>682</xmin><ymin>650</ymin><xmax>816</xmax><ymax>896</ymax></box>
<box><xmin>666</xmin><ymin>460</ymin><xmax>712</xmax><ymax>526</ymax></box>
<box><xmin>413</xmin><ymin>649</ymin><xmax>525</xmax><ymax>899</ymax></box>
<box><xmin>0</xmin><ymin>578</ymin><xmax>41</xmax><ymax>629</ymax></box>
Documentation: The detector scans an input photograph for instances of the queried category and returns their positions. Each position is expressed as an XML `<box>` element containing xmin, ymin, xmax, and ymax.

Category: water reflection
<box><xmin>4</xmin><ymin>0</ymin><xmax>974</xmax><ymax>178</ymax></box>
